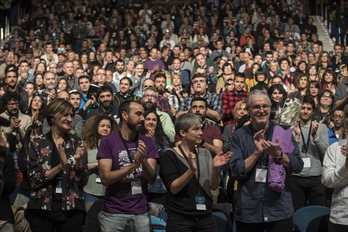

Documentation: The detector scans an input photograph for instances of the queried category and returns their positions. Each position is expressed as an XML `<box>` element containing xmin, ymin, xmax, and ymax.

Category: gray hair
<box><xmin>175</xmin><ymin>113</ymin><xmax>202</xmax><ymax>138</ymax></box>
<box><xmin>246</xmin><ymin>90</ymin><xmax>271</xmax><ymax>107</ymax></box>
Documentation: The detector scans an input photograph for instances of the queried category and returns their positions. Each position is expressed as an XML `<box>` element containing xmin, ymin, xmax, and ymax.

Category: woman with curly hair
<box><xmin>81</xmin><ymin>113</ymin><xmax>119</xmax><ymax>202</ymax></box>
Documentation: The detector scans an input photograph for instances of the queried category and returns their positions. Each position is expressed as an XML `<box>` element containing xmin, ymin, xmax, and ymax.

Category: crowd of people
<box><xmin>1</xmin><ymin>0</ymin><xmax>348</xmax><ymax>232</ymax></box>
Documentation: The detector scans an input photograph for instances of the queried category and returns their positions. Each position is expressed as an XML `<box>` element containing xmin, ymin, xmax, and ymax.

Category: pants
<box><xmin>99</xmin><ymin>211</ymin><xmax>150</xmax><ymax>232</ymax></box>
<box><xmin>328</xmin><ymin>221</ymin><xmax>348</xmax><ymax>232</ymax></box>
<box><xmin>26</xmin><ymin>209</ymin><xmax>84</xmax><ymax>232</ymax></box>
<box><xmin>235</xmin><ymin>217</ymin><xmax>293</xmax><ymax>232</ymax></box>
<box><xmin>290</xmin><ymin>175</ymin><xmax>326</xmax><ymax>211</ymax></box>
<box><xmin>166</xmin><ymin>211</ymin><xmax>217</xmax><ymax>232</ymax></box>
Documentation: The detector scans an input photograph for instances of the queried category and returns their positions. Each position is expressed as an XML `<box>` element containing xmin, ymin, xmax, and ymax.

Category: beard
<box><xmin>143</xmin><ymin>101</ymin><xmax>156</xmax><ymax>110</ymax></box>
<box><xmin>127</xmin><ymin>119</ymin><xmax>144</xmax><ymax>133</ymax></box>
<box><xmin>101</xmin><ymin>100</ymin><xmax>111</xmax><ymax>109</ymax></box>
<box><xmin>156</xmin><ymin>87</ymin><xmax>165</xmax><ymax>95</ymax></box>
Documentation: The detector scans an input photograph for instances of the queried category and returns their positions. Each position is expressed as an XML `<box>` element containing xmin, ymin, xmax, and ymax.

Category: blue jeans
<box><xmin>99</xmin><ymin>211</ymin><xmax>150</xmax><ymax>232</ymax></box>
<box><xmin>83</xmin><ymin>192</ymin><xmax>103</xmax><ymax>202</ymax></box>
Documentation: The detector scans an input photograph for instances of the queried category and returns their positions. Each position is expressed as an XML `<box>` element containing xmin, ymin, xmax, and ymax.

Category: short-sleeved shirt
<box><xmin>97</xmin><ymin>132</ymin><xmax>158</xmax><ymax>214</ymax></box>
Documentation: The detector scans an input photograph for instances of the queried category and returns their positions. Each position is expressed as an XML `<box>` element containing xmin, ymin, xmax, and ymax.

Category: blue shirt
<box><xmin>230</xmin><ymin>123</ymin><xmax>304</xmax><ymax>223</ymax></box>
<box><xmin>328</xmin><ymin>128</ymin><xmax>340</xmax><ymax>145</ymax></box>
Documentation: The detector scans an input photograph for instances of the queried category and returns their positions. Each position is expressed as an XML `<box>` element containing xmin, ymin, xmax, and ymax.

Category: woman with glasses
<box><xmin>312</xmin><ymin>90</ymin><xmax>335</xmax><ymax>125</ymax></box>
<box><xmin>328</xmin><ymin>108</ymin><xmax>345</xmax><ymax>145</ymax></box>
<box><xmin>322</xmin><ymin>104</ymin><xmax>348</xmax><ymax>231</ymax></box>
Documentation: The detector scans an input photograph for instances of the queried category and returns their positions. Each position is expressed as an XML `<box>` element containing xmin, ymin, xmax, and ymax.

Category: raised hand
<box><xmin>187</xmin><ymin>152</ymin><xmax>197</xmax><ymax>171</ymax></box>
<box><xmin>263</xmin><ymin>137</ymin><xmax>281</xmax><ymax>158</ymax></box>
<box><xmin>311</xmin><ymin>121</ymin><xmax>319</xmax><ymax>137</ymax></box>
<box><xmin>57</xmin><ymin>143</ymin><xmax>67</xmax><ymax>167</ymax></box>
<box><xmin>75</xmin><ymin>141</ymin><xmax>87</xmax><ymax>160</ymax></box>
<box><xmin>253</xmin><ymin>129</ymin><xmax>265</xmax><ymax>155</ymax></box>
<box><xmin>213</xmin><ymin>151</ymin><xmax>232</xmax><ymax>168</ymax></box>
<box><xmin>134</xmin><ymin>140</ymin><xmax>146</xmax><ymax>167</ymax></box>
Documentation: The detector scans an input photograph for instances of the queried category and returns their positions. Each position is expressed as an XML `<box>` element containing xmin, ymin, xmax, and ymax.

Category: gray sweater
<box><xmin>293</xmin><ymin>123</ymin><xmax>328</xmax><ymax>177</ymax></box>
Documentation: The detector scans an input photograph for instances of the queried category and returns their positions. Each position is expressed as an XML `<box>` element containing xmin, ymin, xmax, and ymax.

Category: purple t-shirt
<box><xmin>97</xmin><ymin>132</ymin><xmax>158</xmax><ymax>214</ymax></box>
<box><xmin>144</xmin><ymin>59</ymin><xmax>166</xmax><ymax>80</ymax></box>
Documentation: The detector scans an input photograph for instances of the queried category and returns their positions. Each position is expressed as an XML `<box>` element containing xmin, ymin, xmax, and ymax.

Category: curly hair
<box><xmin>141</xmin><ymin>109</ymin><xmax>169</xmax><ymax>149</ymax></box>
<box><xmin>82</xmin><ymin>113</ymin><xmax>119</xmax><ymax>149</ymax></box>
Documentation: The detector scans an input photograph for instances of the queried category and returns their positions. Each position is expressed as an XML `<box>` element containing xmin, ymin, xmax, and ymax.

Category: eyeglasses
<box><xmin>250</xmin><ymin>105</ymin><xmax>270</xmax><ymax>111</ymax></box>
<box><xmin>7</xmin><ymin>102</ymin><xmax>19</xmax><ymax>106</ymax></box>
<box><xmin>97</xmin><ymin>73</ymin><xmax>106</xmax><ymax>75</ymax></box>
<box><xmin>333</xmin><ymin>115</ymin><xmax>343</xmax><ymax>119</ymax></box>
<box><xmin>225</xmin><ymin>83</ymin><xmax>233</xmax><ymax>86</ymax></box>
<box><xmin>143</xmin><ymin>94</ymin><xmax>157</xmax><ymax>99</ymax></box>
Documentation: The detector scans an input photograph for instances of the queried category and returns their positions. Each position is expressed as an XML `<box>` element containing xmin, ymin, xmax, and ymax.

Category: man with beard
<box><xmin>86</xmin><ymin>85</ymin><xmax>120</xmax><ymax>122</ymax></box>
<box><xmin>97</xmin><ymin>100</ymin><xmax>157</xmax><ymax>232</ymax></box>
<box><xmin>141</xmin><ymin>87</ymin><xmax>175</xmax><ymax>143</ymax></box>
<box><xmin>0</xmin><ymin>91</ymin><xmax>31</xmax><ymax>204</ymax></box>
<box><xmin>0</xmin><ymin>91</ymin><xmax>31</xmax><ymax>143</ymax></box>
<box><xmin>222</xmin><ymin>73</ymin><xmax>249</xmax><ymax>125</ymax></box>
<box><xmin>154</xmin><ymin>74</ymin><xmax>176</xmax><ymax>116</ymax></box>
<box><xmin>175</xmin><ymin>97</ymin><xmax>223</xmax><ymax>156</ymax></box>
<box><xmin>39</xmin><ymin>71</ymin><xmax>57</xmax><ymax>106</ymax></box>
<box><xmin>176</xmin><ymin>74</ymin><xmax>222</xmax><ymax>126</ymax></box>
<box><xmin>115</xmin><ymin>77</ymin><xmax>135</xmax><ymax>105</ymax></box>
<box><xmin>178</xmin><ymin>52</ymin><xmax>193</xmax><ymax>77</ymax></box>
<box><xmin>113</xmin><ymin>59</ymin><xmax>131</xmax><ymax>86</ymax></box>
<box><xmin>2</xmin><ymin>69</ymin><xmax>29</xmax><ymax>114</ymax></box>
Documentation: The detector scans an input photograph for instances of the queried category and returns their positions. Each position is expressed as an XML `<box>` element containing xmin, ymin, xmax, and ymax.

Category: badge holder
<box><xmin>56</xmin><ymin>177</ymin><xmax>62</xmax><ymax>194</ymax></box>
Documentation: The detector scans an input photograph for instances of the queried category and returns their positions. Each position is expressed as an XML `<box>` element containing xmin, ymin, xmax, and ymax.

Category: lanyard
<box><xmin>299</xmin><ymin>122</ymin><xmax>312</xmax><ymax>155</ymax></box>
<box><xmin>120</xmin><ymin>132</ymin><xmax>138</xmax><ymax>164</ymax></box>
<box><xmin>178</xmin><ymin>145</ymin><xmax>200</xmax><ymax>181</ymax></box>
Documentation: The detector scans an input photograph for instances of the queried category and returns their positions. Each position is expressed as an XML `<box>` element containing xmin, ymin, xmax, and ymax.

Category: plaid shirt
<box><xmin>157</xmin><ymin>96</ymin><xmax>173</xmax><ymax>117</ymax></box>
<box><xmin>222</xmin><ymin>91</ymin><xmax>249</xmax><ymax>125</ymax></box>
<box><xmin>177</xmin><ymin>92</ymin><xmax>222</xmax><ymax>125</ymax></box>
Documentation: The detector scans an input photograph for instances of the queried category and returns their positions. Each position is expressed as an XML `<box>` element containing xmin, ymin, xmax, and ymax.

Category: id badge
<box><xmin>56</xmin><ymin>178</ymin><xmax>62</xmax><ymax>194</ymax></box>
<box><xmin>302</xmin><ymin>157</ymin><xmax>311</xmax><ymax>168</ymax></box>
<box><xmin>195</xmin><ymin>196</ymin><xmax>206</xmax><ymax>210</ymax></box>
<box><xmin>96</xmin><ymin>174</ymin><xmax>101</xmax><ymax>183</ymax></box>
<box><xmin>344</xmin><ymin>186</ymin><xmax>348</xmax><ymax>198</ymax></box>
<box><xmin>131</xmin><ymin>180</ymin><xmax>142</xmax><ymax>195</ymax></box>
<box><xmin>255</xmin><ymin>168</ymin><xmax>267</xmax><ymax>183</ymax></box>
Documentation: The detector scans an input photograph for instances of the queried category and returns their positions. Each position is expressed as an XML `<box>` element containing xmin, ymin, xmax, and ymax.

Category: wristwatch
<box><xmin>276</xmin><ymin>152</ymin><xmax>283</xmax><ymax>162</ymax></box>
